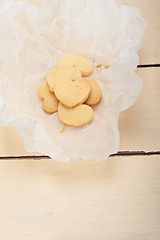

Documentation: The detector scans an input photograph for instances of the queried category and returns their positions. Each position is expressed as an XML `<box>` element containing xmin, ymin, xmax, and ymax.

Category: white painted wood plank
<box><xmin>0</xmin><ymin>126</ymin><xmax>38</xmax><ymax>157</ymax></box>
<box><xmin>119</xmin><ymin>67</ymin><xmax>160</xmax><ymax>151</ymax></box>
<box><xmin>11</xmin><ymin>0</ymin><xmax>160</xmax><ymax>64</ymax></box>
<box><xmin>0</xmin><ymin>0</ymin><xmax>159</xmax><ymax>64</ymax></box>
<box><xmin>117</xmin><ymin>0</ymin><xmax>160</xmax><ymax>64</ymax></box>
<box><xmin>0</xmin><ymin>156</ymin><xmax>159</xmax><ymax>239</ymax></box>
<box><xmin>17</xmin><ymin>0</ymin><xmax>160</xmax><ymax>64</ymax></box>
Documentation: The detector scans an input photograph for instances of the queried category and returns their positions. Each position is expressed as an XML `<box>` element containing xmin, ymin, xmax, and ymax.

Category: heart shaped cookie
<box><xmin>56</xmin><ymin>56</ymin><xmax>93</xmax><ymax>76</ymax></box>
<box><xmin>54</xmin><ymin>77</ymin><xmax>91</xmax><ymax>108</ymax></box>
<box><xmin>47</xmin><ymin>66</ymin><xmax>82</xmax><ymax>92</ymax></box>
<box><xmin>38</xmin><ymin>82</ymin><xmax>58</xmax><ymax>114</ymax></box>
<box><xmin>85</xmin><ymin>78</ymin><xmax>102</xmax><ymax>106</ymax></box>
<box><xmin>58</xmin><ymin>102</ymin><xmax>93</xmax><ymax>127</ymax></box>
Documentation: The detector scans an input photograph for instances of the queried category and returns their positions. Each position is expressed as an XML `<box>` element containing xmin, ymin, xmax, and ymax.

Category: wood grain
<box><xmin>0</xmin><ymin>155</ymin><xmax>159</xmax><ymax>239</ymax></box>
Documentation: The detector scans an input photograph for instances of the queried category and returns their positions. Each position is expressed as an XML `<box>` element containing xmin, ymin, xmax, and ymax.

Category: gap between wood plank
<box><xmin>137</xmin><ymin>64</ymin><xmax>160</xmax><ymax>68</ymax></box>
<box><xmin>111</xmin><ymin>151</ymin><xmax>160</xmax><ymax>157</ymax></box>
<box><xmin>0</xmin><ymin>151</ymin><xmax>160</xmax><ymax>160</ymax></box>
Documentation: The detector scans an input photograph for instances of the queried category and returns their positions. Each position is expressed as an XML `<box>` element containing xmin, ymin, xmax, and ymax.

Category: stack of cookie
<box><xmin>38</xmin><ymin>56</ymin><xmax>102</xmax><ymax>127</ymax></box>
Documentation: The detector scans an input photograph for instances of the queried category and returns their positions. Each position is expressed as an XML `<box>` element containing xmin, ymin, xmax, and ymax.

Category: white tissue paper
<box><xmin>0</xmin><ymin>0</ymin><xmax>147</xmax><ymax>162</ymax></box>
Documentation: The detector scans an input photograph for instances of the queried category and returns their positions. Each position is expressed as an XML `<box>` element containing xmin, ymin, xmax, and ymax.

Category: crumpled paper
<box><xmin>0</xmin><ymin>0</ymin><xmax>147</xmax><ymax>162</ymax></box>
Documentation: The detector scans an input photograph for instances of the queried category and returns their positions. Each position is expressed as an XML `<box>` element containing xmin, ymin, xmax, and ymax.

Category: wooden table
<box><xmin>0</xmin><ymin>0</ymin><xmax>160</xmax><ymax>239</ymax></box>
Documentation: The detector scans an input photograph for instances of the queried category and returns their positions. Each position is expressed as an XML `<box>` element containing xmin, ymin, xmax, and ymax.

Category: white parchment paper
<box><xmin>0</xmin><ymin>0</ymin><xmax>147</xmax><ymax>162</ymax></box>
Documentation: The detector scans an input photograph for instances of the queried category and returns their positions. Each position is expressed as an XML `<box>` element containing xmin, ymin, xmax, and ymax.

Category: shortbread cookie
<box><xmin>38</xmin><ymin>82</ymin><xmax>58</xmax><ymax>114</ymax></box>
<box><xmin>85</xmin><ymin>78</ymin><xmax>102</xmax><ymax>106</ymax></box>
<box><xmin>54</xmin><ymin>77</ymin><xmax>91</xmax><ymax>108</ymax></box>
<box><xmin>58</xmin><ymin>102</ymin><xmax>93</xmax><ymax>127</ymax></box>
<box><xmin>47</xmin><ymin>66</ymin><xmax>82</xmax><ymax>92</ymax></box>
<box><xmin>56</xmin><ymin>56</ymin><xmax>93</xmax><ymax>76</ymax></box>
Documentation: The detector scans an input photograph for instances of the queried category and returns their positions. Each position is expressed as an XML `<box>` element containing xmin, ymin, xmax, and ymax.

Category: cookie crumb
<box><xmin>104</xmin><ymin>65</ymin><xmax>109</xmax><ymax>69</ymax></box>
<box><xmin>96</xmin><ymin>64</ymin><xmax>102</xmax><ymax>68</ymax></box>
<box><xmin>60</xmin><ymin>127</ymin><xmax>67</xmax><ymax>133</ymax></box>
